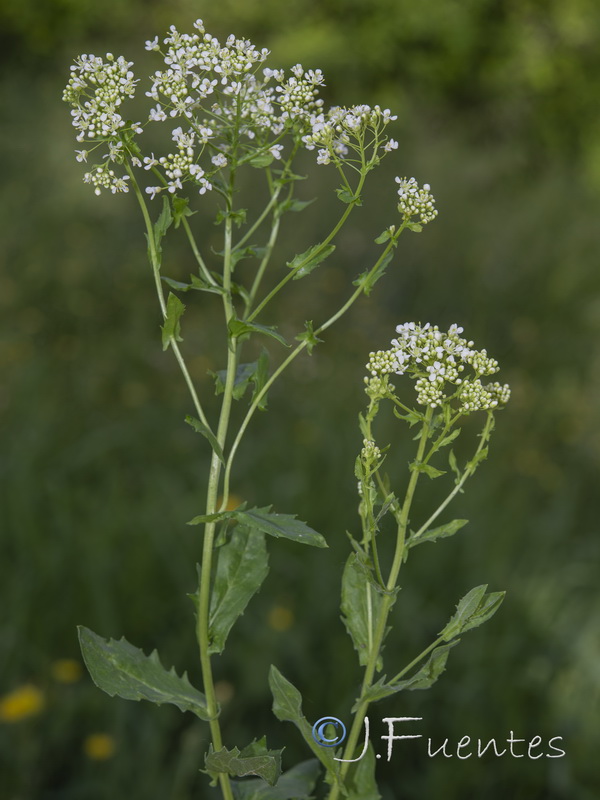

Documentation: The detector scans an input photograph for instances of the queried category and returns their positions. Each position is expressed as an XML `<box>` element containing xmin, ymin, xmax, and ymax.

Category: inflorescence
<box><xmin>365</xmin><ymin>323</ymin><xmax>510</xmax><ymax>412</ymax></box>
<box><xmin>62</xmin><ymin>19</ymin><xmax>419</xmax><ymax>203</ymax></box>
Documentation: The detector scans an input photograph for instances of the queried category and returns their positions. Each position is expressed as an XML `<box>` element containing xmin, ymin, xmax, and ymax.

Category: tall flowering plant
<box><xmin>63</xmin><ymin>20</ymin><xmax>508</xmax><ymax>799</ymax></box>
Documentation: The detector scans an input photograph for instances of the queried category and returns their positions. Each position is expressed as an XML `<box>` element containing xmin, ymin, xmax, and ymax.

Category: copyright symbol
<box><xmin>311</xmin><ymin>716</ymin><xmax>347</xmax><ymax>748</ymax></box>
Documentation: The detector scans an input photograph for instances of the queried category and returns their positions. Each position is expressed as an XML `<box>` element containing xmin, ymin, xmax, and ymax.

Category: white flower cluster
<box><xmin>366</xmin><ymin>323</ymin><xmax>510</xmax><ymax>412</ymax></box>
<box><xmin>395</xmin><ymin>177</ymin><xmax>437</xmax><ymax>224</ymax></box>
<box><xmin>145</xmin><ymin>21</ymin><xmax>269</xmax><ymax>118</ymax></box>
<box><xmin>143</xmin><ymin>127</ymin><xmax>212</xmax><ymax>198</ymax></box>
<box><xmin>64</xmin><ymin>21</ymin><xmax>402</xmax><ymax>197</ymax></box>
<box><xmin>63</xmin><ymin>53</ymin><xmax>143</xmax><ymax>195</ymax></box>
<box><xmin>303</xmin><ymin>105</ymin><xmax>398</xmax><ymax>165</ymax></box>
<box><xmin>63</xmin><ymin>53</ymin><xmax>139</xmax><ymax>142</ymax></box>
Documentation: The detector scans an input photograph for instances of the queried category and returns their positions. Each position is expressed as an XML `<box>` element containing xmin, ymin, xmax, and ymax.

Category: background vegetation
<box><xmin>1</xmin><ymin>1</ymin><xmax>599</xmax><ymax>798</ymax></box>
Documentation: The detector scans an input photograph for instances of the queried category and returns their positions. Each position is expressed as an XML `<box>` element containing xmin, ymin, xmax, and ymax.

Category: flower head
<box><xmin>366</xmin><ymin>323</ymin><xmax>510</xmax><ymax>412</ymax></box>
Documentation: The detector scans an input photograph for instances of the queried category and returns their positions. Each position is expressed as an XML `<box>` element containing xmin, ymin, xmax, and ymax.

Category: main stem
<box><xmin>327</xmin><ymin>407</ymin><xmax>433</xmax><ymax>799</ymax></box>
<box><xmin>129</xmin><ymin>163</ymin><xmax>236</xmax><ymax>800</ymax></box>
<box><xmin>196</xmin><ymin>212</ymin><xmax>237</xmax><ymax>800</ymax></box>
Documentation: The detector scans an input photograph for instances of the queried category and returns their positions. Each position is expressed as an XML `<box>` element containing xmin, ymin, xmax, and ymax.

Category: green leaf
<box><xmin>295</xmin><ymin>320</ymin><xmax>323</xmax><ymax>355</ymax></box>
<box><xmin>215</xmin><ymin>208</ymin><xmax>247</xmax><ymax>227</ymax></box>
<box><xmin>448</xmin><ymin>449</ymin><xmax>461</xmax><ymax>481</ymax></box>
<box><xmin>408</xmin><ymin>519</ymin><xmax>468</xmax><ymax>549</ymax></box>
<box><xmin>184</xmin><ymin>416</ymin><xmax>225</xmax><ymax>465</ymax></box>
<box><xmin>188</xmin><ymin>506</ymin><xmax>326</xmax><ymax>547</ymax></box>
<box><xmin>247</xmin><ymin>153</ymin><xmax>274</xmax><ymax>168</ymax></box>
<box><xmin>212</xmin><ymin>362</ymin><xmax>259</xmax><ymax>400</ymax></box>
<box><xmin>287</xmin><ymin>244</ymin><xmax>336</xmax><ymax>280</ymax></box>
<box><xmin>208</xmin><ymin>527</ymin><xmax>269</xmax><ymax>655</ymax></box>
<box><xmin>77</xmin><ymin>627</ymin><xmax>211</xmax><ymax>720</ymax></box>
<box><xmin>269</xmin><ymin>667</ymin><xmax>338</xmax><ymax>775</ymax></box>
<box><xmin>171</xmin><ymin>196</ymin><xmax>195</xmax><ymax>228</ymax></box>
<box><xmin>211</xmin><ymin>353</ymin><xmax>269</xmax><ymax>407</ymax></box>
<box><xmin>278</xmin><ymin>197</ymin><xmax>316</xmax><ymax>215</ymax></box>
<box><xmin>161</xmin><ymin>274</ymin><xmax>224</xmax><ymax>296</ymax></box>
<box><xmin>360</xmin><ymin>642</ymin><xmax>459</xmax><ymax>706</ymax></box>
<box><xmin>406</xmin><ymin>221</ymin><xmax>423</xmax><ymax>232</ymax></box>
<box><xmin>341</xmin><ymin>554</ymin><xmax>386</xmax><ymax>669</ymax></box>
<box><xmin>205</xmin><ymin>741</ymin><xmax>282</xmax><ymax>786</ymax></box>
<box><xmin>161</xmin><ymin>292</ymin><xmax>185</xmax><ymax>350</ymax></box>
<box><xmin>374</xmin><ymin>228</ymin><xmax>394</xmax><ymax>244</ymax></box>
<box><xmin>409</xmin><ymin>461</ymin><xmax>446</xmax><ymax>479</ymax></box>
<box><xmin>436</xmin><ymin>428</ymin><xmax>462</xmax><ymax>449</ymax></box>
<box><xmin>153</xmin><ymin>195</ymin><xmax>173</xmax><ymax>253</ymax></box>
<box><xmin>187</xmin><ymin>509</ymin><xmax>240</xmax><ymax>526</ymax></box>
<box><xmin>440</xmin><ymin>585</ymin><xmax>505</xmax><ymax>642</ymax></box>
<box><xmin>393</xmin><ymin>407</ymin><xmax>425</xmax><ymax>427</ymax></box>
<box><xmin>231</xmin><ymin>759</ymin><xmax>321</xmax><ymax>800</ymax></box>
<box><xmin>237</xmin><ymin>506</ymin><xmax>327</xmax><ymax>548</ymax></box>
<box><xmin>352</xmin><ymin>251</ymin><xmax>394</xmax><ymax>296</ymax></box>
<box><xmin>251</xmin><ymin>349</ymin><xmax>270</xmax><ymax>410</ymax></box>
<box><xmin>347</xmin><ymin>744</ymin><xmax>381</xmax><ymax>800</ymax></box>
<box><xmin>230</xmin><ymin>245</ymin><xmax>267</xmax><ymax>269</ymax></box>
<box><xmin>335</xmin><ymin>187</ymin><xmax>362</xmax><ymax>205</ymax></box>
<box><xmin>228</xmin><ymin>317</ymin><xmax>288</xmax><ymax>347</ymax></box>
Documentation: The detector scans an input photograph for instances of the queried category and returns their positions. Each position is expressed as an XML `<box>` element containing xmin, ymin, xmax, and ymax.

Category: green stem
<box><xmin>127</xmin><ymin>161</ymin><xmax>233</xmax><ymax>798</ymax></box>
<box><xmin>181</xmin><ymin>217</ymin><xmax>218</xmax><ymax>287</ymax></box>
<box><xmin>220</xmin><ymin>235</ymin><xmax>399</xmax><ymax>506</ymax></box>
<box><xmin>328</xmin><ymin>407</ymin><xmax>433</xmax><ymax>798</ymax></box>
<box><xmin>126</xmin><ymin>164</ymin><xmax>212</xmax><ymax>432</ymax></box>
<box><xmin>196</xmin><ymin>212</ymin><xmax>237</xmax><ymax>800</ymax></box>
<box><xmin>410</xmin><ymin>412</ymin><xmax>494</xmax><ymax>543</ymax></box>
<box><xmin>246</xmin><ymin>170</ymin><xmax>368</xmax><ymax>323</ymax></box>
<box><xmin>389</xmin><ymin>635</ymin><xmax>445</xmax><ymax>684</ymax></box>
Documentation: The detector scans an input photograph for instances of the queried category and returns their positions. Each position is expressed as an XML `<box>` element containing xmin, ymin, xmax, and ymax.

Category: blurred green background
<box><xmin>1</xmin><ymin>1</ymin><xmax>599</xmax><ymax>798</ymax></box>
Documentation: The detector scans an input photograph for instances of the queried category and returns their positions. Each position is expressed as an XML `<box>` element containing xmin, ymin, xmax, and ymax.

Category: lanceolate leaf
<box><xmin>184</xmin><ymin>415</ymin><xmax>225</xmax><ymax>465</ymax></box>
<box><xmin>341</xmin><ymin>554</ymin><xmax>386</xmax><ymax>669</ymax></box>
<box><xmin>269</xmin><ymin>666</ymin><xmax>338</xmax><ymax>775</ymax></box>
<box><xmin>77</xmin><ymin>627</ymin><xmax>211</xmax><ymax>720</ymax></box>
<box><xmin>231</xmin><ymin>759</ymin><xmax>321</xmax><ymax>800</ymax></box>
<box><xmin>358</xmin><ymin>641</ymin><xmax>459</xmax><ymax>706</ymax></box>
<box><xmin>161</xmin><ymin>292</ymin><xmax>185</xmax><ymax>350</ymax></box>
<box><xmin>408</xmin><ymin>519</ymin><xmax>469</xmax><ymax>549</ymax></box>
<box><xmin>347</xmin><ymin>744</ymin><xmax>381</xmax><ymax>800</ymax></box>
<box><xmin>440</xmin><ymin>585</ymin><xmax>505</xmax><ymax>642</ymax></box>
<box><xmin>228</xmin><ymin>317</ymin><xmax>288</xmax><ymax>347</ymax></box>
<box><xmin>208</xmin><ymin>527</ymin><xmax>269</xmax><ymax>655</ymax></box>
<box><xmin>153</xmin><ymin>195</ymin><xmax>173</xmax><ymax>254</ymax></box>
<box><xmin>187</xmin><ymin>506</ymin><xmax>326</xmax><ymax>547</ymax></box>
<box><xmin>237</xmin><ymin>506</ymin><xmax>327</xmax><ymax>548</ymax></box>
<box><xmin>287</xmin><ymin>243</ymin><xmax>336</xmax><ymax>280</ymax></box>
<box><xmin>205</xmin><ymin>740</ymin><xmax>282</xmax><ymax>786</ymax></box>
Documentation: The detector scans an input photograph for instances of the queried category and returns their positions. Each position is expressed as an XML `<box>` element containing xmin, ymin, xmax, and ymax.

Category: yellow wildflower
<box><xmin>0</xmin><ymin>684</ymin><xmax>45</xmax><ymax>722</ymax></box>
<box><xmin>51</xmin><ymin>659</ymin><xmax>83</xmax><ymax>684</ymax></box>
<box><xmin>83</xmin><ymin>733</ymin><xmax>116</xmax><ymax>760</ymax></box>
<box><xmin>267</xmin><ymin>606</ymin><xmax>294</xmax><ymax>632</ymax></box>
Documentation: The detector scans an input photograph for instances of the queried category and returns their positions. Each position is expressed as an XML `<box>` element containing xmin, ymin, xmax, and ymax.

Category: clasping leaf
<box><xmin>78</xmin><ymin>626</ymin><xmax>212</xmax><ymax>720</ymax></box>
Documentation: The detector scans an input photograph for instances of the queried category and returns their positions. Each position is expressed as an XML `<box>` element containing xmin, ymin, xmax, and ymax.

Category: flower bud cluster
<box><xmin>303</xmin><ymin>105</ymin><xmax>397</xmax><ymax>165</ymax></box>
<box><xmin>395</xmin><ymin>177</ymin><xmax>437</xmax><ymax>224</ymax></box>
<box><xmin>361</xmin><ymin>439</ymin><xmax>381</xmax><ymax>464</ymax></box>
<box><xmin>366</xmin><ymin>323</ymin><xmax>509</xmax><ymax>413</ymax></box>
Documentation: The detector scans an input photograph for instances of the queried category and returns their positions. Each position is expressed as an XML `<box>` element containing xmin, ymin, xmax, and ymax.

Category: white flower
<box><xmin>149</xmin><ymin>104</ymin><xmax>167</xmax><ymax>122</ymax></box>
<box><xmin>145</xmin><ymin>36</ymin><xmax>159</xmax><ymax>51</ymax></box>
<box><xmin>269</xmin><ymin>144</ymin><xmax>283</xmax><ymax>160</ymax></box>
<box><xmin>145</xmin><ymin>186</ymin><xmax>162</xmax><ymax>199</ymax></box>
<box><xmin>384</xmin><ymin>138</ymin><xmax>398</xmax><ymax>152</ymax></box>
<box><xmin>211</xmin><ymin>153</ymin><xmax>228</xmax><ymax>168</ymax></box>
<box><xmin>75</xmin><ymin>150</ymin><xmax>88</xmax><ymax>162</ymax></box>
